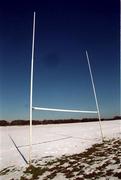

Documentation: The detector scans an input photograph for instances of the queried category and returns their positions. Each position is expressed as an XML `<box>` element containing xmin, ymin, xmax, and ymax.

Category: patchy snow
<box><xmin>0</xmin><ymin>120</ymin><xmax>121</xmax><ymax>169</ymax></box>
<box><xmin>53</xmin><ymin>173</ymin><xmax>67</xmax><ymax>180</ymax></box>
<box><xmin>0</xmin><ymin>120</ymin><xmax>121</xmax><ymax>179</ymax></box>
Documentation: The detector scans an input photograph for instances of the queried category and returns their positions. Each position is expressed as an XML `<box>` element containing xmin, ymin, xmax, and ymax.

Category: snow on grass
<box><xmin>1</xmin><ymin>137</ymin><xmax>121</xmax><ymax>179</ymax></box>
<box><xmin>0</xmin><ymin>120</ymin><xmax>121</xmax><ymax>179</ymax></box>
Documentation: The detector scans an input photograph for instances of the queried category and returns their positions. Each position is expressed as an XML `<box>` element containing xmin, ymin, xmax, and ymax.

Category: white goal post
<box><xmin>29</xmin><ymin>12</ymin><xmax>104</xmax><ymax>164</ymax></box>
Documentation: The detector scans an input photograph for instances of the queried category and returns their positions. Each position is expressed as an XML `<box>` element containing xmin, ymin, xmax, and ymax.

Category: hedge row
<box><xmin>0</xmin><ymin>116</ymin><xmax>121</xmax><ymax>126</ymax></box>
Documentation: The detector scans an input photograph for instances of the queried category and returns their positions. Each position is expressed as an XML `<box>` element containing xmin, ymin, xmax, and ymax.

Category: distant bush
<box><xmin>10</xmin><ymin>120</ymin><xmax>29</xmax><ymax>126</ymax></box>
<box><xmin>112</xmin><ymin>116</ymin><xmax>121</xmax><ymax>120</ymax></box>
<box><xmin>0</xmin><ymin>120</ymin><xmax>10</xmax><ymax>126</ymax></box>
<box><xmin>81</xmin><ymin>118</ymin><xmax>99</xmax><ymax>122</ymax></box>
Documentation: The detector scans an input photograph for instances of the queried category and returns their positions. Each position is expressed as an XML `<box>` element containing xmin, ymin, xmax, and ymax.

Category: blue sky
<box><xmin>0</xmin><ymin>0</ymin><xmax>120</xmax><ymax>120</ymax></box>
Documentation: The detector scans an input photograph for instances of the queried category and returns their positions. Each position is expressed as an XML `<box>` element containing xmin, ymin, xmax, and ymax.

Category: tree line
<box><xmin>0</xmin><ymin>116</ymin><xmax>121</xmax><ymax>126</ymax></box>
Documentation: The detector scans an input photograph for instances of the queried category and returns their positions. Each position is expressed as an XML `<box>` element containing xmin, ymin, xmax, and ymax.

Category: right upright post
<box><xmin>85</xmin><ymin>50</ymin><xmax>104</xmax><ymax>141</ymax></box>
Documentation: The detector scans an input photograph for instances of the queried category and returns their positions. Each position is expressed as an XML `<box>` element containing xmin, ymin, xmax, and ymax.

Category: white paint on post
<box><xmin>29</xmin><ymin>12</ymin><xmax>36</xmax><ymax>165</ymax></box>
<box><xmin>33</xmin><ymin>106</ymin><xmax>97</xmax><ymax>114</ymax></box>
<box><xmin>85</xmin><ymin>50</ymin><xmax>104</xmax><ymax>141</ymax></box>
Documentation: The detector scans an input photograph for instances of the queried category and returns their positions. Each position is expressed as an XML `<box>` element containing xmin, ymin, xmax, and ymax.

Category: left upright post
<box><xmin>29</xmin><ymin>12</ymin><xmax>36</xmax><ymax>165</ymax></box>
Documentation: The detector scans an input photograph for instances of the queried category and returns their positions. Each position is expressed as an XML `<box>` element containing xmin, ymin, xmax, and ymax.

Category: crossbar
<box><xmin>32</xmin><ymin>106</ymin><xmax>98</xmax><ymax>113</ymax></box>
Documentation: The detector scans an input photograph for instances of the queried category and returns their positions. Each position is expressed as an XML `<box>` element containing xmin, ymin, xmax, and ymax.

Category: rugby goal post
<box><xmin>29</xmin><ymin>12</ymin><xmax>104</xmax><ymax>164</ymax></box>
